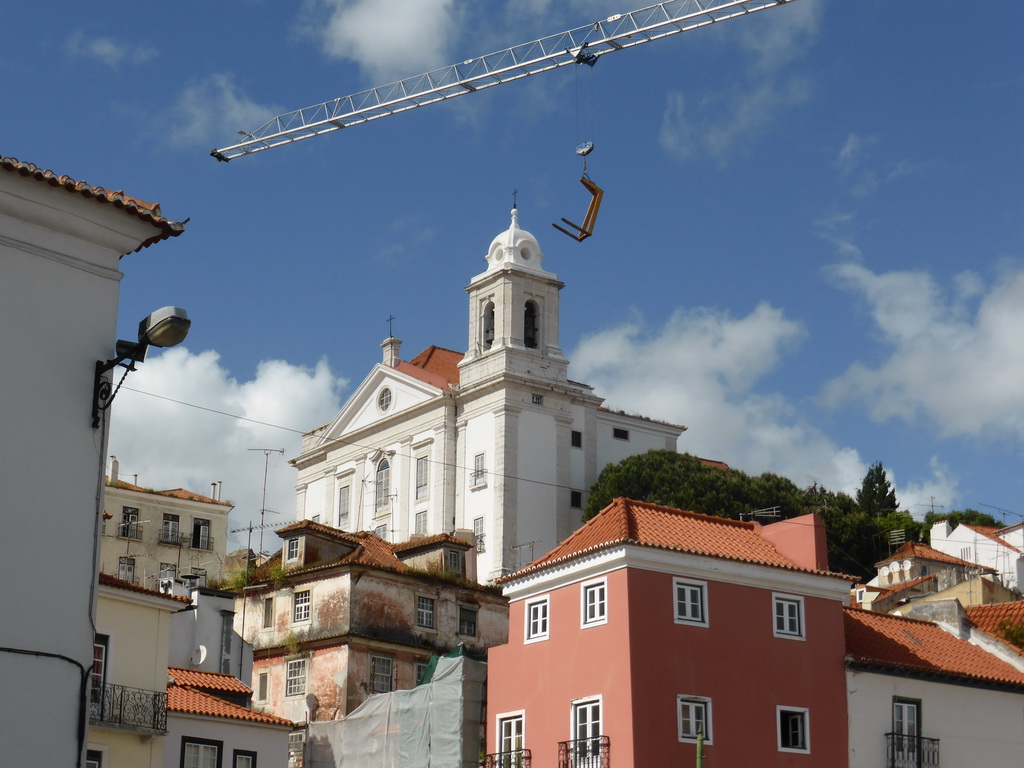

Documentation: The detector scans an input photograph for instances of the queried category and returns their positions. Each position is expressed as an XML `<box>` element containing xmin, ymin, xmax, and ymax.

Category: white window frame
<box><xmin>580</xmin><ymin>578</ymin><xmax>608</xmax><ymax>628</ymax></box>
<box><xmin>416</xmin><ymin>596</ymin><xmax>436</xmax><ymax>629</ymax></box>
<box><xmin>496</xmin><ymin>711</ymin><xmax>526</xmax><ymax>761</ymax></box>
<box><xmin>371</xmin><ymin>655</ymin><xmax>394</xmax><ymax>694</ymax></box>
<box><xmin>673</xmin><ymin>577</ymin><xmax>708</xmax><ymax>627</ymax></box>
<box><xmin>377</xmin><ymin>387</ymin><xmax>392</xmax><ymax>412</ymax></box>
<box><xmin>458</xmin><ymin>605</ymin><xmax>478</xmax><ymax>637</ymax></box>
<box><xmin>773</xmin><ymin>593</ymin><xmax>805</xmax><ymax>640</ymax></box>
<box><xmin>414</xmin><ymin>510</ymin><xmax>427</xmax><ymax>535</ymax></box>
<box><xmin>473</xmin><ymin>516</ymin><xmax>485</xmax><ymax>552</ymax></box>
<box><xmin>337</xmin><ymin>484</ymin><xmax>351</xmax><ymax>529</ymax></box>
<box><xmin>257</xmin><ymin>672</ymin><xmax>269</xmax><ymax>701</ymax></box>
<box><xmin>524</xmin><ymin>595</ymin><xmax>550</xmax><ymax>643</ymax></box>
<box><xmin>375</xmin><ymin>458</ymin><xmax>391</xmax><ymax>510</ymax></box>
<box><xmin>570</xmin><ymin>695</ymin><xmax>603</xmax><ymax>754</ymax></box>
<box><xmin>286</xmin><ymin>537</ymin><xmax>300</xmax><ymax>562</ymax></box>
<box><xmin>447</xmin><ymin>549</ymin><xmax>463</xmax><ymax>573</ymax></box>
<box><xmin>777</xmin><ymin>706</ymin><xmax>810</xmax><ymax>753</ymax></box>
<box><xmin>415</xmin><ymin>456</ymin><xmax>429</xmax><ymax>500</ymax></box>
<box><xmin>117</xmin><ymin>556</ymin><xmax>135</xmax><ymax>584</ymax></box>
<box><xmin>262</xmin><ymin>597</ymin><xmax>274</xmax><ymax>629</ymax></box>
<box><xmin>286</xmin><ymin>658</ymin><xmax>307</xmax><ymax>697</ymax></box>
<box><xmin>293</xmin><ymin>590</ymin><xmax>311</xmax><ymax>623</ymax></box>
<box><xmin>677</xmin><ymin>695</ymin><xmax>712</xmax><ymax>743</ymax></box>
<box><xmin>472</xmin><ymin>452</ymin><xmax>487</xmax><ymax>487</ymax></box>
<box><xmin>183</xmin><ymin>739</ymin><xmax>220</xmax><ymax>768</ymax></box>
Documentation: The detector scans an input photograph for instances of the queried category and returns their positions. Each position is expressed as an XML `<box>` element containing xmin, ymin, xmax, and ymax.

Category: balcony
<box><xmin>159</xmin><ymin>528</ymin><xmax>187</xmax><ymax>546</ymax></box>
<box><xmin>118</xmin><ymin>522</ymin><xmax>143</xmax><ymax>540</ymax></box>
<box><xmin>482</xmin><ymin>749</ymin><xmax>531</xmax><ymax>768</ymax></box>
<box><xmin>557</xmin><ymin>736</ymin><xmax>609</xmax><ymax>768</ymax></box>
<box><xmin>190</xmin><ymin>534</ymin><xmax>214</xmax><ymax>551</ymax></box>
<box><xmin>886</xmin><ymin>733</ymin><xmax>939</xmax><ymax>768</ymax></box>
<box><xmin>89</xmin><ymin>682</ymin><xmax>167</xmax><ymax>733</ymax></box>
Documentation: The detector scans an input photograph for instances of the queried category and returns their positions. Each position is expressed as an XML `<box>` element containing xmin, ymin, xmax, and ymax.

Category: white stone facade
<box><xmin>292</xmin><ymin>210</ymin><xmax>683</xmax><ymax>580</ymax></box>
<box><xmin>929</xmin><ymin>520</ymin><xmax>1024</xmax><ymax>594</ymax></box>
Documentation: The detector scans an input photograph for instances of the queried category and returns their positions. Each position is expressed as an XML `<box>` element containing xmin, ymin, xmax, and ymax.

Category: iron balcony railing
<box><xmin>886</xmin><ymin>733</ymin><xmax>940</xmax><ymax>768</ymax></box>
<box><xmin>159</xmin><ymin>528</ymin><xmax>187</xmax><ymax>546</ymax></box>
<box><xmin>118</xmin><ymin>522</ymin><xmax>143</xmax><ymax>540</ymax></box>
<box><xmin>190</xmin><ymin>534</ymin><xmax>213</xmax><ymax>551</ymax></box>
<box><xmin>482</xmin><ymin>749</ymin><xmax>531</xmax><ymax>768</ymax></box>
<box><xmin>89</xmin><ymin>682</ymin><xmax>167</xmax><ymax>733</ymax></box>
<box><xmin>557</xmin><ymin>735</ymin><xmax>610</xmax><ymax>768</ymax></box>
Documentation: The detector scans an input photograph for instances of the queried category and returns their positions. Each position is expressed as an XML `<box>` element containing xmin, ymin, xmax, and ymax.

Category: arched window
<box><xmin>524</xmin><ymin>300</ymin><xmax>539</xmax><ymax>349</ymax></box>
<box><xmin>375</xmin><ymin>458</ymin><xmax>391</xmax><ymax>509</ymax></box>
<box><xmin>483</xmin><ymin>301</ymin><xmax>495</xmax><ymax>349</ymax></box>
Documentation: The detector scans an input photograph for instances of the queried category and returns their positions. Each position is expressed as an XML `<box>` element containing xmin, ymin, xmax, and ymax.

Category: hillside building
<box><xmin>292</xmin><ymin>209</ymin><xmax>683</xmax><ymax>580</ymax></box>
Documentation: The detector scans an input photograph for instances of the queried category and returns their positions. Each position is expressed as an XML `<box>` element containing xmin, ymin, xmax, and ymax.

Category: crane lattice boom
<box><xmin>212</xmin><ymin>0</ymin><xmax>796</xmax><ymax>161</ymax></box>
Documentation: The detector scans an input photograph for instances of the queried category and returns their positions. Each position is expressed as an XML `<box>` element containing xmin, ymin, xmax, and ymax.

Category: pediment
<box><xmin>320</xmin><ymin>363</ymin><xmax>446</xmax><ymax>441</ymax></box>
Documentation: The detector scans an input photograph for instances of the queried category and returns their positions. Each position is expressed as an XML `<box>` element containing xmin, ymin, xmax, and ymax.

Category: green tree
<box><xmin>856</xmin><ymin>461</ymin><xmax>898</xmax><ymax>519</ymax></box>
<box><xmin>922</xmin><ymin>508</ymin><xmax>1002</xmax><ymax>542</ymax></box>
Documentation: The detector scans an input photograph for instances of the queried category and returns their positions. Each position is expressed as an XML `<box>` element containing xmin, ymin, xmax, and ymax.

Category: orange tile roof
<box><xmin>391</xmin><ymin>532</ymin><xmax>471</xmax><ymax>554</ymax></box>
<box><xmin>844</xmin><ymin>607</ymin><xmax>1024</xmax><ymax>687</ymax></box>
<box><xmin>505</xmin><ymin>498</ymin><xmax>847</xmax><ymax>581</ymax></box>
<box><xmin>168</xmin><ymin>667</ymin><xmax>252</xmax><ymax>695</ymax></box>
<box><xmin>407</xmin><ymin>345</ymin><xmax>464</xmax><ymax>385</ymax></box>
<box><xmin>876</xmin><ymin>541</ymin><xmax>980</xmax><ymax>568</ymax></box>
<box><xmin>965</xmin><ymin>602</ymin><xmax>1024</xmax><ymax>651</ymax></box>
<box><xmin>98</xmin><ymin>572</ymin><xmax>190</xmax><ymax>604</ymax></box>
<box><xmin>883</xmin><ymin>573</ymin><xmax>936</xmax><ymax>597</ymax></box>
<box><xmin>167</xmin><ymin>685</ymin><xmax>295</xmax><ymax>726</ymax></box>
<box><xmin>106</xmin><ymin>478</ymin><xmax>230</xmax><ymax>506</ymax></box>
<box><xmin>1</xmin><ymin>155</ymin><xmax>186</xmax><ymax>253</ymax></box>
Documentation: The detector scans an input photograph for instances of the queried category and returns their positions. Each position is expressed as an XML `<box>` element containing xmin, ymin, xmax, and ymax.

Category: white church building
<box><xmin>291</xmin><ymin>209</ymin><xmax>684</xmax><ymax>580</ymax></box>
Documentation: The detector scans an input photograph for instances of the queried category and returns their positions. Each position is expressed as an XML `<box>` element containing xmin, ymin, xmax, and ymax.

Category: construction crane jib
<box><xmin>211</xmin><ymin>0</ymin><xmax>796</xmax><ymax>162</ymax></box>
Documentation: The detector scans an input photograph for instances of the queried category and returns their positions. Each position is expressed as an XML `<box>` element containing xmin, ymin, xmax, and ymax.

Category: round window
<box><xmin>378</xmin><ymin>388</ymin><xmax>392</xmax><ymax>412</ymax></box>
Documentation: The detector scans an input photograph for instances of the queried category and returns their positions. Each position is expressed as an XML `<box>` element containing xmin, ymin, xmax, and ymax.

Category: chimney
<box><xmin>110</xmin><ymin>456</ymin><xmax>119</xmax><ymax>484</ymax></box>
<box><xmin>381</xmin><ymin>336</ymin><xmax>402</xmax><ymax>367</ymax></box>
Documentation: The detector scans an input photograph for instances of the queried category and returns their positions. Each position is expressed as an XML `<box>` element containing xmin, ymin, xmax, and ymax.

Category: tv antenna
<box><xmin>249</xmin><ymin>448</ymin><xmax>285</xmax><ymax>558</ymax></box>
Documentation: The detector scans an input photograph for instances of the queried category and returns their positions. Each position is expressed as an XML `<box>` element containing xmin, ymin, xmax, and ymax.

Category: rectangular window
<box><xmin>673</xmin><ymin>578</ymin><xmax>708</xmax><ymax>626</ymax></box>
<box><xmin>525</xmin><ymin>596</ymin><xmax>550</xmax><ymax>642</ymax></box>
<box><xmin>371</xmin><ymin>655</ymin><xmax>394</xmax><ymax>693</ymax></box>
<box><xmin>286</xmin><ymin>658</ymin><xmax>307</xmax><ymax>697</ymax></box>
<box><xmin>374</xmin><ymin>523</ymin><xmax>388</xmax><ymax>541</ymax></box>
<box><xmin>531</xmin><ymin>394</ymin><xmax>544</xmax><ymax>405</ymax></box>
<box><xmin>262</xmin><ymin>597</ymin><xmax>274</xmax><ymax>628</ymax></box>
<box><xmin>337</xmin><ymin>485</ymin><xmax>351</xmax><ymax>529</ymax></box>
<box><xmin>311</xmin><ymin>514</ymin><xmax>320</xmax><ymax>523</ymax></box>
<box><xmin>417</xmin><ymin>596</ymin><xmax>436</xmax><ymax>629</ymax></box>
<box><xmin>85</xmin><ymin>750</ymin><xmax>103</xmax><ymax>768</ymax></box>
<box><xmin>119</xmin><ymin>506</ymin><xmax>140</xmax><ymax>539</ymax></box>
<box><xmin>773</xmin><ymin>594</ymin><xmax>805</xmax><ymax>639</ymax></box>
<box><xmin>293</xmin><ymin>591</ymin><xmax>311</xmax><ymax>623</ymax></box>
<box><xmin>581</xmin><ymin>579</ymin><xmax>608</xmax><ymax>627</ymax></box>
<box><xmin>447</xmin><ymin>549</ymin><xmax>463</xmax><ymax>574</ymax></box>
<box><xmin>161</xmin><ymin>513</ymin><xmax>180</xmax><ymax>544</ymax></box>
<box><xmin>572</xmin><ymin>698</ymin><xmax>602</xmax><ymax>762</ymax></box>
<box><xmin>257</xmin><ymin>672</ymin><xmax>269</xmax><ymax>701</ymax></box>
<box><xmin>892</xmin><ymin>698</ymin><xmax>921</xmax><ymax>764</ymax></box>
<box><xmin>472</xmin><ymin>453</ymin><xmax>487</xmax><ymax>486</ymax></box>
<box><xmin>612</xmin><ymin>427</ymin><xmax>629</xmax><ymax>441</ymax></box>
<box><xmin>233</xmin><ymin>750</ymin><xmax>256</xmax><ymax>768</ymax></box>
<box><xmin>570</xmin><ymin>490</ymin><xmax>583</xmax><ymax>508</ymax></box>
<box><xmin>473</xmin><ymin>517</ymin><xmax>485</xmax><ymax>552</ymax></box>
<box><xmin>415</xmin><ymin>659</ymin><xmax>429</xmax><ymax>685</ymax></box>
<box><xmin>192</xmin><ymin>518</ymin><xmax>211</xmax><ymax>550</ymax></box>
<box><xmin>678</xmin><ymin>696</ymin><xmax>712</xmax><ymax>743</ymax></box>
<box><xmin>191</xmin><ymin>568</ymin><xmax>208</xmax><ymax>588</ymax></box>
<box><xmin>571</xmin><ymin>430</ymin><xmax>583</xmax><ymax>448</ymax></box>
<box><xmin>497</xmin><ymin>714</ymin><xmax>525</xmax><ymax>762</ymax></box>
<box><xmin>182</xmin><ymin>738</ymin><xmax>221</xmax><ymax>768</ymax></box>
<box><xmin>92</xmin><ymin>634</ymin><xmax>109</xmax><ymax>690</ymax></box>
<box><xmin>415</xmin><ymin>510</ymin><xmax>427</xmax><ymax>535</ymax></box>
<box><xmin>459</xmin><ymin>606</ymin><xmax>478</xmax><ymax>637</ymax></box>
<box><xmin>286</xmin><ymin>537</ymin><xmax>300</xmax><ymax>562</ymax></box>
<box><xmin>778</xmin><ymin>707</ymin><xmax>809</xmax><ymax>753</ymax></box>
<box><xmin>416</xmin><ymin>457</ymin><xmax>429</xmax><ymax>500</ymax></box>
<box><xmin>118</xmin><ymin>556</ymin><xmax>136</xmax><ymax>584</ymax></box>
<box><xmin>288</xmin><ymin>733</ymin><xmax>305</xmax><ymax>765</ymax></box>
<box><xmin>159</xmin><ymin>562</ymin><xmax>177</xmax><ymax>580</ymax></box>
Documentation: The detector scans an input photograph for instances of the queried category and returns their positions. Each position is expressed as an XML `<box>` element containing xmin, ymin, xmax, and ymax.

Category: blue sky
<box><xmin>7</xmin><ymin>1</ymin><xmax>1024</xmax><ymax>548</ymax></box>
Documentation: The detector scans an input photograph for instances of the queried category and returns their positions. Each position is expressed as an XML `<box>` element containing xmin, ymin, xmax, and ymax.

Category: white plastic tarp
<box><xmin>306</xmin><ymin>655</ymin><xmax>486</xmax><ymax>768</ymax></box>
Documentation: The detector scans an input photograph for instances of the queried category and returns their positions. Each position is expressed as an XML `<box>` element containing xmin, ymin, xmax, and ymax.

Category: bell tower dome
<box><xmin>460</xmin><ymin>208</ymin><xmax>567</xmax><ymax>387</ymax></box>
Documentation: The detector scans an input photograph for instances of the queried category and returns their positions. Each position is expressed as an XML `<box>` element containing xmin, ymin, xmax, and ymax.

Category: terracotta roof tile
<box><xmin>106</xmin><ymin>479</ymin><xmax>230</xmax><ymax>506</ymax></box>
<box><xmin>167</xmin><ymin>685</ymin><xmax>295</xmax><ymax>726</ymax></box>
<box><xmin>167</xmin><ymin>667</ymin><xmax>251</xmax><ymax>695</ymax></box>
<box><xmin>98</xmin><ymin>572</ymin><xmax>190</xmax><ymax>604</ymax></box>
<box><xmin>1</xmin><ymin>155</ymin><xmax>186</xmax><ymax>253</ymax></box>
<box><xmin>391</xmin><ymin>533</ymin><xmax>470</xmax><ymax>554</ymax></box>
<box><xmin>884</xmin><ymin>573</ymin><xmax>936</xmax><ymax>596</ymax></box>
<box><xmin>844</xmin><ymin>607</ymin><xmax>1024</xmax><ymax>687</ymax></box>
<box><xmin>505</xmin><ymin>498</ymin><xmax>845</xmax><ymax>581</ymax></box>
<box><xmin>965</xmin><ymin>602</ymin><xmax>1024</xmax><ymax>651</ymax></box>
<box><xmin>876</xmin><ymin>541</ymin><xmax>982</xmax><ymax>568</ymax></box>
<box><xmin>406</xmin><ymin>346</ymin><xmax>464</xmax><ymax>385</ymax></box>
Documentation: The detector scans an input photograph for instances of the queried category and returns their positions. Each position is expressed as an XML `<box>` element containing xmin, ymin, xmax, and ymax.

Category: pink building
<box><xmin>485</xmin><ymin>498</ymin><xmax>854</xmax><ymax>767</ymax></box>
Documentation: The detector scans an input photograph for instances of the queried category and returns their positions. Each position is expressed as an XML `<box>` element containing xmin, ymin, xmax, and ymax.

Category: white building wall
<box><xmin>0</xmin><ymin>166</ymin><xmax>179</xmax><ymax>767</ymax></box>
<box><xmin>930</xmin><ymin>522</ymin><xmax>1022</xmax><ymax>592</ymax></box>
<box><xmin>847</xmin><ymin>669</ymin><xmax>1024</xmax><ymax>768</ymax></box>
<box><xmin>166</xmin><ymin>713</ymin><xmax>291</xmax><ymax>768</ymax></box>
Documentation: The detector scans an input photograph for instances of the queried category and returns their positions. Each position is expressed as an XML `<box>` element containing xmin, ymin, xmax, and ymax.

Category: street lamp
<box><xmin>91</xmin><ymin>306</ymin><xmax>191</xmax><ymax>428</ymax></box>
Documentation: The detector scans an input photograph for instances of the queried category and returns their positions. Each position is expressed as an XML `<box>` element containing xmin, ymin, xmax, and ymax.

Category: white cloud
<box><xmin>67</xmin><ymin>31</ymin><xmax>156</xmax><ymax>67</ymax></box>
<box><xmin>306</xmin><ymin>0</ymin><xmax>460</xmax><ymax>83</ymax></box>
<box><xmin>824</xmin><ymin>263</ymin><xmax>1024</xmax><ymax>441</ymax></box>
<box><xmin>569</xmin><ymin>304</ymin><xmax>869</xmax><ymax>494</ymax></box>
<box><xmin>167</xmin><ymin>73</ymin><xmax>283</xmax><ymax>149</ymax></box>
<box><xmin>107</xmin><ymin>348</ymin><xmax>346</xmax><ymax>551</ymax></box>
